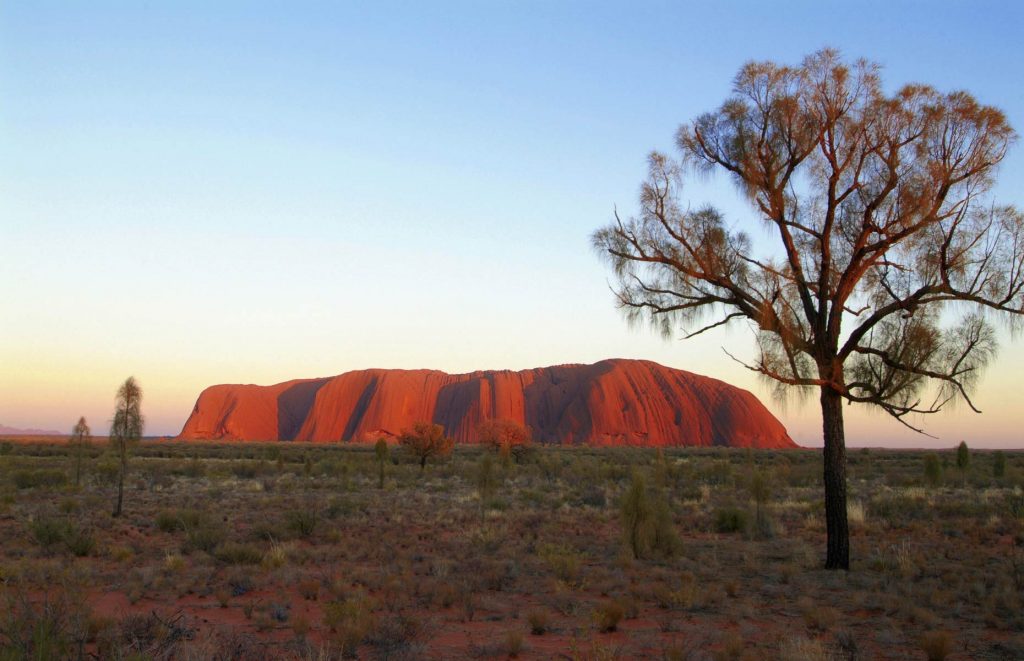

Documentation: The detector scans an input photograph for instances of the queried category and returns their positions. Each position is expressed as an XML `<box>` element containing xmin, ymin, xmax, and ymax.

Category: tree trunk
<box><xmin>420</xmin><ymin>455</ymin><xmax>427</xmax><ymax>472</ymax></box>
<box><xmin>379</xmin><ymin>461</ymin><xmax>385</xmax><ymax>489</ymax></box>
<box><xmin>820</xmin><ymin>386</ymin><xmax>849</xmax><ymax>570</ymax></box>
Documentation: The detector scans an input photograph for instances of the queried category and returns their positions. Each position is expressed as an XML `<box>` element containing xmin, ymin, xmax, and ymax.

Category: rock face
<box><xmin>178</xmin><ymin>359</ymin><xmax>796</xmax><ymax>448</ymax></box>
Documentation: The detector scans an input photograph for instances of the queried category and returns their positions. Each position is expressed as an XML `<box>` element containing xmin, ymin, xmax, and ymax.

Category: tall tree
<box><xmin>110</xmin><ymin>377</ymin><xmax>143</xmax><ymax>517</ymax></box>
<box><xmin>69</xmin><ymin>416</ymin><xmax>91</xmax><ymax>486</ymax></box>
<box><xmin>593</xmin><ymin>49</ymin><xmax>1023</xmax><ymax>569</ymax></box>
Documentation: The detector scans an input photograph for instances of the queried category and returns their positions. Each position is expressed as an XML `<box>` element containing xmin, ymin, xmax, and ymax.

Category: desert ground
<box><xmin>0</xmin><ymin>438</ymin><xmax>1021</xmax><ymax>660</ymax></box>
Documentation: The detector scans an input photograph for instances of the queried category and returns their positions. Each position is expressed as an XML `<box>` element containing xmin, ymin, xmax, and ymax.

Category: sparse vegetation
<box><xmin>374</xmin><ymin>437</ymin><xmax>389</xmax><ymax>488</ymax></box>
<box><xmin>0</xmin><ymin>439</ymin><xmax>1019</xmax><ymax>658</ymax></box>
<box><xmin>399</xmin><ymin>422</ymin><xmax>454</xmax><ymax>471</ymax></box>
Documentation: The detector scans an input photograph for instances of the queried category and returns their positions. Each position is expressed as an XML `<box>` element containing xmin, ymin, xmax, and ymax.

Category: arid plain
<box><xmin>0</xmin><ymin>437</ymin><xmax>1021</xmax><ymax>660</ymax></box>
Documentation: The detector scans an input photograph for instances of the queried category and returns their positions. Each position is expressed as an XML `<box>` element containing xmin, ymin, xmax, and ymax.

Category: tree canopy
<box><xmin>593</xmin><ymin>49</ymin><xmax>1022</xmax><ymax>569</ymax></box>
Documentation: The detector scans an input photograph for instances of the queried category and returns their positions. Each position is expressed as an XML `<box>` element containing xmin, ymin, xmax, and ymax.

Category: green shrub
<box><xmin>92</xmin><ymin>457</ymin><xmax>120</xmax><ymax>487</ymax></box>
<box><xmin>156</xmin><ymin>508</ymin><xmax>206</xmax><ymax>533</ymax></box>
<box><xmin>715</xmin><ymin>507</ymin><xmax>750</xmax><ymax>534</ymax></box>
<box><xmin>527</xmin><ymin>609</ymin><xmax>549</xmax><ymax>635</ymax></box>
<box><xmin>155</xmin><ymin>510</ymin><xmax>180</xmax><ymax>532</ymax></box>
<box><xmin>924</xmin><ymin>454</ymin><xmax>942</xmax><ymax>486</ymax></box>
<box><xmin>64</xmin><ymin>526</ymin><xmax>96</xmax><ymax>557</ymax></box>
<box><xmin>322</xmin><ymin>592</ymin><xmax>377</xmax><ymax>656</ymax></box>
<box><xmin>0</xmin><ymin>584</ymin><xmax>83</xmax><ymax>659</ymax></box>
<box><xmin>184</xmin><ymin>525</ymin><xmax>225</xmax><ymax>554</ymax></box>
<box><xmin>286</xmin><ymin>509</ymin><xmax>318</xmax><ymax>537</ymax></box>
<box><xmin>650</xmin><ymin>498</ymin><xmax>682</xmax><ymax>557</ymax></box>
<box><xmin>620</xmin><ymin>472</ymin><xmax>651</xmax><ymax>559</ymax></box>
<box><xmin>594</xmin><ymin>600</ymin><xmax>625</xmax><ymax>633</ymax></box>
<box><xmin>231</xmin><ymin>460</ymin><xmax>262</xmax><ymax>479</ymax></box>
<box><xmin>214</xmin><ymin>542</ymin><xmax>263</xmax><ymax>565</ymax></box>
<box><xmin>13</xmin><ymin>469</ymin><xmax>67</xmax><ymax>490</ymax></box>
<box><xmin>58</xmin><ymin>498</ymin><xmax>79</xmax><ymax>514</ymax></box>
<box><xmin>956</xmin><ymin>442</ymin><xmax>970</xmax><ymax>472</ymax></box>
<box><xmin>30</xmin><ymin>517</ymin><xmax>70</xmax><ymax>549</ymax></box>
<box><xmin>994</xmin><ymin>451</ymin><xmax>1006</xmax><ymax>479</ymax></box>
<box><xmin>537</xmin><ymin>543</ymin><xmax>582</xmax><ymax>586</ymax></box>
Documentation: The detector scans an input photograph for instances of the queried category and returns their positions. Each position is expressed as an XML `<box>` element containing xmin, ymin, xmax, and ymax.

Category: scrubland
<box><xmin>0</xmin><ymin>438</ymin><xmax>1021</xmax><ymax>660</ymax></box>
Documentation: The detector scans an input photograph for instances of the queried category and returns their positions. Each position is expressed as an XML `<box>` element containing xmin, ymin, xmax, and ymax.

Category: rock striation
<box><xmin>178</xmin><ymin>359</ymin><xmax>795</xmax><ymax>448</ymax></box>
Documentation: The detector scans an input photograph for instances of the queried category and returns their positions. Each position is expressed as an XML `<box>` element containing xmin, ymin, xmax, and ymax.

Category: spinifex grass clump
<box><xmin>619</xmin><ymin>470</ymin><xmax>681</xmax><ymax>560</ymax></box>
<box><xmin>286</xmin><ymin>509</ymin><xmax>318</xmax><ymax>538</ymax></box>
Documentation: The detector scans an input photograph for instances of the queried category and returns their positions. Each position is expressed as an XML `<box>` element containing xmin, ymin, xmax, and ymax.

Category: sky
<box><xmin>1</xmin><ymin>1</ymin><xmax>1022</xmax><ymax>447</ymax></box>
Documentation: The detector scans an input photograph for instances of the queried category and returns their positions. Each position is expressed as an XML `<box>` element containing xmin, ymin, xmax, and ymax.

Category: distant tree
<box><xmin>109</xmin><ymin>377</ymin><xmax>143</xmax><ymax>517</ymax></box>
<box><xmin>69</xmin><ymin>417</ymin><xmax>91</xmax><ymax>486</ymax></box>
<box><xmin>924</xmin><ymin>453</ymin><xmax>942</xmax><ymax>487</ymax></box>
<box><xmin>477</xmin><ymin>419</ymin><xmax>533</xmax><ymax>464</ymax></box>
<box><xmin>956</xmin><ymin>441</ymin><xmax>970</xmax><ymax>484</ymax></box>
<box><xmin>993</xmin><ymin>450</ymin><xmax>1006</xmax><ymax>479</ymax></box>
<box><xmin>399</xmin><ymin>422</ymin><xmax>453</xmax><ymax>472</ymax></box>
<box><xmin>593</xmin><ymin>49</ymin><xmax>1023</xmax><ymax>569</ymax></box>
<box><xmin>374</xmin><ymin>437</ymin><xmax>389</xmax><ymax>488</ymax></box>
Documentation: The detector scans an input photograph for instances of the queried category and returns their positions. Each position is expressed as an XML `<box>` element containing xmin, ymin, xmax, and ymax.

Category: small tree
<box><xmin>477</xmin><ymin>419</ymin><xmax>532</xmax><ymax>464</ymax></box>
<box><xmin>956</xmin><ymin>440</ymin><xmax>970</xmax><ymax>485</ymax></box>
<box><xmin>994</xmin><ymin>450</ymin><xmax>1006</xmax><ymax>479</ymax></box>
<box><xmin>924</xmin><ymin>453</ymin><xmax>942</xmax><ymax>487</ymax></box>
<box><xmin>69</xmin><ymin>417</ymin><xmax>91</xmax><ymax>487</ymax></box>
<box><xmin>374</xmin><ymin>438</ymin><xmax>389</xmax><ymax>488</ymax></box>
<box><xmin>109</xmin><ymin>377</ymin><xmax>143</xmax><ymax>517</ymax></box>
<box><xmin>399</xmin><ymin>422</ymin><xmax>453</xmax><ymax>472</ymax></box>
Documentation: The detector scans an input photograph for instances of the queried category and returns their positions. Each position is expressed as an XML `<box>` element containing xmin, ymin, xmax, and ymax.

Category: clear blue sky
<box><xmin>2</xmin><ymin>1</ymin><xmax>1022</xmax><ymax>446</ymax></box>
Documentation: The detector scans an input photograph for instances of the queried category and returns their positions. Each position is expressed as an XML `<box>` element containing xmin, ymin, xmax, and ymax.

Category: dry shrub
<box><xmin>798</xmin><ymin>597</ymin><xmax>839</xmax><ymax>632</ymax></box>
<box><xmin>593</xmin><ymin>600</ymin><xmax>625</xmax><ymax>633</ymax></box>
<box><xmin>298</xmin><ymin>578</ymin><xmax>320</xmax><ymax>601</ymax></box>
<box><xmin>779</xmin><ymin>636</ymin><xmax>827</xmax><ymax>661</ymax></box>
<box><xmin>919</xmin><ymin>631</ymin><xmax>953</xmax><ymax>661</ymax></box>
<box><xmin>526</xmin><ymin>609</ymin><xmax>549</xmax><ymax>635</ymax></box>
<box><xmin>538</xmin><ymin>543</ymin><xmax>583</xmax><ymax>587</ymax></box>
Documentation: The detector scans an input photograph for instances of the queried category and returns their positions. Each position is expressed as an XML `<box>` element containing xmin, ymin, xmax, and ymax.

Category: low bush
<box><xmin>594</xmin><ymin>600</ymin><xmax>625</xmax><ymax>633</ymax></box>
<box><xmin>526</xmin><ymin>609</ymin><xmax>549</xmax><ymax>635</ymax></box>
<box><xmin>715</xmin><ymin>506</ymin><xmax>750</xmax><ymax>534</ymax></box>
<box><xmin>13</xmin><ymin>469</ymin><xmax>67</xmax><ymax>490</ymax></box>
<box><xmin>30</xmin><ymin>517</ymin><xmax>70</xmax><ymax>549</ymax></box>
<box><xmin>214</xmin><ymin>542</ymin><xmax>263</xmax><ymax>565</ymax></box>
<box><xmin>286</xmin><ymin>509</ymin><xmax>318</xmax><ymax>538</ymax></box>
<box><xmin>64</xmin><ymin>526</ymin><xmax>96</xmax><ymax>557</ymax></box>
<box><xmin>919</xmin><ymin>631</ymin><xmax>953</xmax><ymax>661</ymax></box>
<box><xmin>184</xmin><ymin>525</ymin><xmax>225</xmax><ymax>554</ymax></box>
<box><xmin>537</xmin><ymin>543</ymin><xmax>583</xmax><ymax>586</ymax></box>
<box><xmin>157</xmin><ymin>508</ymin><xmax>207</xmax><ymax>533</ymax></box>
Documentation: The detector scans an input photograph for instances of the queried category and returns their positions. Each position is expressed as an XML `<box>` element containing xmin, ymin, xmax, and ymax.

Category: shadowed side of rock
<box><xmin>178</xmin><ymin>359</ymin><xmax>797</xmax><ymax>448</ymax></box>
